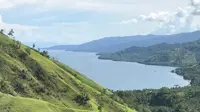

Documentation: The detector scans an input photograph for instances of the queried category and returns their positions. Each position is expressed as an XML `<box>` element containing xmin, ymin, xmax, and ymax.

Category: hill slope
<box><xmin>48</xmin><ymin>31</ymin><xmax>200</xmax><ymax>53</ymax></box>
<box><xmin>97</xmin><ymin>38</ymin><xmax>200</xmax><ymax>112</ymax></box>
<box><xmin>98</xmin><ymin>39</ymin><xmax>200</xmax><ymax>86</ymax></box>
<box><xmin>98</xmin><ymin>40</ymin><xmax>200</xmax><ymax>67</ymax></box>
<box><xmin>0</xmin><ymin>33</ymin><xmax>135</xmax><ymax>112</ymax></box>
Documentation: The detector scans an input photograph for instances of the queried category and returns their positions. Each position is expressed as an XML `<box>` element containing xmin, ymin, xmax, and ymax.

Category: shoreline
<box><xmin>49</xmin><ymin>50</ymin><xmax>191</xmax><ymax>90</ymax></box>
<box><xmin>98</xmin><ymin>56</ymin><xmax>191</xmax><ymax>87</ymax></box>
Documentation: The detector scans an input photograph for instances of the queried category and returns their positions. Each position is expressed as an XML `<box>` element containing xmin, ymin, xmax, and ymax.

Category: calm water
<box><xmin>49</xmin><ymin>50</ymin><xmax>190</xmax><ymax>90</ymax></box>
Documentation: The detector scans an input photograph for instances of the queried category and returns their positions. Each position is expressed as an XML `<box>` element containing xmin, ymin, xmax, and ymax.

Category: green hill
<box><xmin>97</xmin><ymin>40</ymin><xmax>200</xmax><ymax>112</ymax></box>
<box><xmin>98</xmin><ymin>40</ymin><xmax>200</xmax><ymax>85</ymax></box>
<box><xmin>98</xmin><ymin>41</ymin><xmax>200</xmax><ymax>67</ymax></box>
<box><xmin>0</xmin><ymin>33</ymin><xmax>136</xmax><ymax>112</ymax></box>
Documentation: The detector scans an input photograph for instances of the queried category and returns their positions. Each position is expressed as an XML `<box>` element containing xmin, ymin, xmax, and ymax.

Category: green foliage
<box><xmin>32</xmin><ymin>43</ymin><xmax>35</xmax><ymax>49</ymax></box>
<box><xmin>0</xmin><ymin>29</ymin><xmax>4</xmax><ymax>34</ymax></box>
<box><xmin>0</xmin><ymin>33</ymin><xmax>136</xmax><ymax>112</ymax></box>
<box><xmin>99</xmin><ymin>39</ymin><xmax>200</xmax><ymax>112</ymax></box>
<box><xmin>74</xmin><ymin>93</ymin><xmax>90</xmax><ymax>106</ymax></box>
<box><xmin>18</xmin><ymin>51</ymin><xmax>28</xmax><ymax>60</ymax></box>
<box><xmin>40</xmin><ymin>50</ymin><xmax>50</xmax><ymax>58</ymax></box>
<box><xmin>8</xmin><ymin>29</ymin><xmax>14</xmax><ymax>37</ymax></box>
<box><xmin>115</xmin><ymin>86</ymin><xmax>200</xmax><ymax>112</ymax></box>
<box><xmin>174</xmin><ymin>64</ymin><xmax>200</xmax><ymax>86</ymax></box>
<box><xmin>98</xmin><ymin>41</ymin><xmax>200</xmax><ymax>67</ymax></box>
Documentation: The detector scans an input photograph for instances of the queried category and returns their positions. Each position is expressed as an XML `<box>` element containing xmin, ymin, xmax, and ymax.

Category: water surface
<box><xmin>49</xmin><ymin>50</ymin><xmax>189</xmax><ymax>90</ymax></box>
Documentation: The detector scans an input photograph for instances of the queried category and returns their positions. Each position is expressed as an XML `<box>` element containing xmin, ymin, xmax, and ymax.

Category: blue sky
<box><xmin>0</xmin><ymin>0</ymin><xmax>200</xmax><ymax>47</ymax></box>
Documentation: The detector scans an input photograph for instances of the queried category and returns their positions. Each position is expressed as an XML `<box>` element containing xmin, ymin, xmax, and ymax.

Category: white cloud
<box><xmin>121</xmin><ymin>0</ymin><xmax>200</xmax><ymax>34</ymax></box>
<box><xmin>0</xmin><ymin>0</ymin><xmax>196</xmax><ymax>46</ymax></box>
<box><xmin>121</xmin><ymin>6</ymin><xmax>193</xmax><ymax>24</ymax></box>
<box><xmin>121</xmin><ymin>19</ymin><xmax>138</xmax><ymax>24</ymax></box>
<box><xmin>191</xmin><ymin>0</ymin><xmax>200</xmax><ymax>6</ymax></box>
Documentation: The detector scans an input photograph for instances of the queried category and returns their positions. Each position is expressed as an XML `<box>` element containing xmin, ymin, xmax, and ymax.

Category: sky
<box><xmin>0</xmin><ymin>0</ymin><xmax>200</xmax><ymax>47</ymax></box>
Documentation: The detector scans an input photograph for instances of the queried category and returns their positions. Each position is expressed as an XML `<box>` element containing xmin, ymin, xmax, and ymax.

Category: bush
<box><xmin>19</xmin><ymin>52</ymin><xmax>28</xmax><ymax>60</ymax></box>
<box><xmin>74</xmin><ymin>93</ymin><xmax>90</xmax><ymax>106</ymax></box>
<box><xmin>40</xmin><ymin>50</ymin><xmax>50</xmax><ymax>58</ymax></box>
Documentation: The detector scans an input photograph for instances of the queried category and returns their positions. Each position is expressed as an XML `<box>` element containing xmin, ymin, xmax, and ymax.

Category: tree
<box><xmin>74</xmin><ymin>93</ymin><xmax>90</xmax><ymax>106</ymax></box>
<box><xmin>0</xmin><ymin>29</ymin><xmax>4</xmax><ymax>34</ymax></box>
<box><xmin>8</xmin><ymin>29</ymin><xmax>14</xmax><ymax>37</ymax></box>
<box><xmin>33</xmin><ymin>43</ymin><xmax>35</xmax><ymax>49</ymax></box>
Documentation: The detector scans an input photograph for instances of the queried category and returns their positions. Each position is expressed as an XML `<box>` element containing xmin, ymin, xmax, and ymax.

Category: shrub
<box><xmin>19</xmin><ymin>52</ymin><xmax>28</xmax><ymax>60</ymax></box>
<box><xmin>74</xmin><ymin>93</ymin><xmax>90</xmax><ymax>106</ymax></box>
<box><xmin>40</xmin><ymin>50</ymin><xmax>50</xmax><ymax>58</ymax></box>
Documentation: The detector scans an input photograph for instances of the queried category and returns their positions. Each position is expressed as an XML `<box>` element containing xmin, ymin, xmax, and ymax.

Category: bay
<box><xmin>49</xmin><ymin>50</ymin><xmax>190</xmax><ymax>90</ymax></box>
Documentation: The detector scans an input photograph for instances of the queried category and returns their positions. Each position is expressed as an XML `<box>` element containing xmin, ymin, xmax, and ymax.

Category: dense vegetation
<box><xmin>114</xmin><ymin>86</ymin><xmax>200</xmax><ymax>112</ymax></box>
<box><xmin>98</xmin><ymin>38</ymin><xmax>200</xmax><ymax>112</ymax></box>
<box><xmin>98</xmin><ymin>41</ymin><xmax>200</xmax><ymax>67</ymax></box>
<box><xmin>0</xmin><ymin>32</ymin><xmax>135</xmax><ymax>112</ymax></box>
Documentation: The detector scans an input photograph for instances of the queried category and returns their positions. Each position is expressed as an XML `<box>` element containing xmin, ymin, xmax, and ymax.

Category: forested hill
<box><xmin>98</xmin><ymin>38</ymin><xmax>200</xmax><ymax>112</ymax></box>
<box><xmin>0</xmin><ymin>33</ymin><xmax>135</xmax><ymax>112</ymax></box>
<box><xmin>98</xmin><ymin>40</ymin><xmax>200</xmax><ymax>85</ymax></box>
<box><xmin>98</xmin><ymin>40</ymin><xmax>200</xmax><ymax>67</ymax></box>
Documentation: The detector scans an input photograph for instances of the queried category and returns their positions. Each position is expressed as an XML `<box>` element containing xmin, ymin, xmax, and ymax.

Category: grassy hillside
<box><xmin>0</xmin><ymin>33</ymin><xmax>136</xmax><ymax>112</ymax></box>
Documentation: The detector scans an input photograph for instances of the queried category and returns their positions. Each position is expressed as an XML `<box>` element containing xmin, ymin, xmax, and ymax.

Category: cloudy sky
<box><xmin>0</xmin><ymin>0</ymin><xmax>200</xmax><ymax>47</ymax></box>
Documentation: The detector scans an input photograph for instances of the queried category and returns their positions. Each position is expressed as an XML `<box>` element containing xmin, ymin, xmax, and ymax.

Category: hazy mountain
<box><xmin>48</xmin><ymin>31</ymin><xmax>200</xmax><ymax>53</ymax></box>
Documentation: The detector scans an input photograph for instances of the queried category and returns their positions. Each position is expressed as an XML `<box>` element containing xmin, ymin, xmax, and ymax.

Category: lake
<box><xmin>49</xmin><ymin>50</ymin><xmax>190</xmax><ymax>90</ymax></box>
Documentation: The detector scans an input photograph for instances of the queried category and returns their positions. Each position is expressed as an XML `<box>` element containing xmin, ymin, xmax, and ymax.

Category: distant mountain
<box><xmin>48</xmin><ymin>31</ymin><xmax>200</xmax><ymax>53</ymax></box>
<box><xmin>47</xmin><ymin>34</ymin><xmax>158</xmax><ymax>52</ymax></box>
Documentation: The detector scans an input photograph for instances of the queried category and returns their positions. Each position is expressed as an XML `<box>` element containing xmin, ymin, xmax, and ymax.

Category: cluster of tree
<box><xmin>98</xmin><ymin>41</ymin><xmax>200</xmax><ymax>67</ymax></box>
<box><xmin>40</xmin><ymin>50</ymin><xmax>50</xmax><ymax>58</ymax></box>
<box><xmin>114</xmin><ymin>86</ymin><xmax>200</xmax><ymax>112</ymax></box>
<box><xmin>0</xmin><ymin>29</ymin><xmax>15</xmax><ymax>38</ymax></box>
<box><xmin>32</xmin><ymin>43</ymin><xmax>50</xmax><ymax>58</ymax></box>
<box><xmin>100</xmin><ymin>39</ymin><xmax>200</xmax><ymax>112</ymax></box>
<box><xmin>2</xmin><ymin>28</ymin><xmax>50</xmax><ymax>58</ymax></box>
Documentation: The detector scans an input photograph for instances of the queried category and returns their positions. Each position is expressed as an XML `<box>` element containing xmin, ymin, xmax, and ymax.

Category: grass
<box><xmin>0</xmin><ymin>92</ymin><xmax>91</xmax><ymax>112</ymax></box>
<box><xmin>0</xmin><ymin>33</ymin><xmax>136</xmax><ymax>112</ymax></box>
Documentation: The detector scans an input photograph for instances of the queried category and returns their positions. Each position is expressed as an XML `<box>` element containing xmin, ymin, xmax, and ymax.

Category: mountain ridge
<box><xmin>48</xmin><ymin>31</ymin><xmax>200</xmax><ymax>53</ymax></box>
